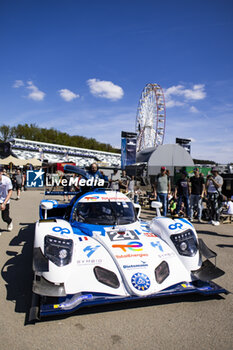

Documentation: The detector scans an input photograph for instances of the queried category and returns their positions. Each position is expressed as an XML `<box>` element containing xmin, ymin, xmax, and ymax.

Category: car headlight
<box><xmin>170</xmin><ymin>229</ymin><xmax>197</xmax><ymax>257</ymax></box>
<box><xmin>44</xmin><ymin>235</ymin><xmax>73</xmax><ymax>266</ymax></box>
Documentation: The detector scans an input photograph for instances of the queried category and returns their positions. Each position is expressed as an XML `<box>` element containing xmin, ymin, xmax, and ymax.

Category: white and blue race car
<box><xmin>30</xmin><ymin>165</ymin><xmax>227</xmax><ymax>321</ymax></box>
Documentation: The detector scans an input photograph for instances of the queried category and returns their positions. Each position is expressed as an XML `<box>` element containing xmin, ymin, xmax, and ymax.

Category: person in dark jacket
<box><xmin>189</xmin><ymin>167</ymin><xmax>205</xmax><ymax>222</ymax></box>
<box><xmin>87</xmin><ymin>163</ymin><xmax>108</xmax><ymax>181</ymax></box>
<box><xmin>174</xmin><ymin>170</ymin><xmax>190</xmax><ymax>218</ymax></box>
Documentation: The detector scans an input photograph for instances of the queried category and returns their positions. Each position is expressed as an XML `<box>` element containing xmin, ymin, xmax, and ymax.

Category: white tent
<box><xmin>136</xmin><ymin>144</ymin><xmax>194</xmax><ymax>176</ymax></box>
<box><xmin>0</xmin><ymin>156</ymin><xmax>42</xmax><ymax>167</ymax></box>
<box><xmin>0</xmin><ymin>155</ymin><xmax>26</xmax><ymax>166</ymax></box>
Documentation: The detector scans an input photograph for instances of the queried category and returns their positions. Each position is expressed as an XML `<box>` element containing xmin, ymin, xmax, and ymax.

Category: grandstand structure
<box><xmin>9</xmin><ymin>138</ymin><xmax>121</xmax><ymax>168</ymax></box>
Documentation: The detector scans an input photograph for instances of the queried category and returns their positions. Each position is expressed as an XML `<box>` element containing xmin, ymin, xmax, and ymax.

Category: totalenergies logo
<box><xmin>112</xmin><ymin>241</ymin><xmax>143</xmax><ymax>252</ymax></box>
<box><xmin>84</xmin><ymin>196</ymin><xmax>99</xmax><ymax>201</ymax></box>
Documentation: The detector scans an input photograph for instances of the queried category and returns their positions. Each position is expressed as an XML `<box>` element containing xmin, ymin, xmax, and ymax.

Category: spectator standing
<box><xmin>128</xmin><ymin>175</ymin><xmax>135</xmax><ymax>199</ymax></box>
<box><xmin>189</xmin><ymin>167</ymin><xmax>205</xmax><ymax>222</ymax></box>
<box><xmin>206</xmin><ymin>167</ymin><xmax>224</xmax><ymax>226</ymax></box>
<box><xmin>11</xmin><ymin>170</ymin><xmax>17</xmax><ymax>191</ymax></box>
<box><xmin>0</xmin><ymin>166</ymin><xmax>13</xmax><ymax>231</ymax></box>
<box><xmin>109</xmin><ymin>169</ymin><xmax>120</xmax><ymax>191</ymax></box>
<box><xmin>119</xmin><ymin>170</ymin><xmax>129</xmax><ymax>193</ymax></box>
<box><xmin>15</xmin><ymin>169</ymin><xmax>24</xmax><ymax>200</ymax></box>
<box><xmin>62</xmin><ymin>173</ymin><xmax>71</xmax><ymax>201</ymax></box>
<box><xmin>153</xmin><ymin>166</ymin><xmax>171</xmax><ymax>216</ymax></box>
<box><xmin>71</xmin><ymin>173</ymin><xmax>80</xmax><ymax>192</ymax></box>
<box><xmin>174</xmin><ymin>170</ymin><xmax>190</xmax><ymax>218</ymax></box>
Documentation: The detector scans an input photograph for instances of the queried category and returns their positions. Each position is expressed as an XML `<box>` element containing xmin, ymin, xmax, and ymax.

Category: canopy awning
<box><xmin>0</xmin><ymin>156</ymin><xmax>42</xmax><ymax>167</ymax></box>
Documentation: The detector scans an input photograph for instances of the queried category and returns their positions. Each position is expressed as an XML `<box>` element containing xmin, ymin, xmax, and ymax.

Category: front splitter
<box><xmin>37</xmin><ymin>280</ymin><xmax>228</xmax><ymax>319</ymax></box>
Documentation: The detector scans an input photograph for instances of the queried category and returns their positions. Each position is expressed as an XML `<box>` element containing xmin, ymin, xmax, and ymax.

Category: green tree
<box><xmin>0</xmin><ymin>125</ymin><xmax>12</xmax><ymax>141</ymax></box>
<box><xmin>0</xmin><ymin>123</ymin><xmax>121</xmax><ymax>153</ymax></box>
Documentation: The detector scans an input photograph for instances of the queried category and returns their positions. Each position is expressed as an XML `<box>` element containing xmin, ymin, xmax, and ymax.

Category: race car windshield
<box><xmin>75</xmin><ymin>201</ymin><xmax>137</xmax><ymax>225</ymax></box>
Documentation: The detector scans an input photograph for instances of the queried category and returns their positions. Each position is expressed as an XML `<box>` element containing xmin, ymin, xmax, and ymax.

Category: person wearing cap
<box><xmin>174</xmin><ymin>170</ymin><xmax>190</xmax><ymax>218</ymax></box>
<box><xmin>189</xmin><ymin>167</ymin><xmax>205</xmax><ymax>222</ymax></box>
<box><xmin>0</xmin><ymin>166</ymin><xmax>13</xmax><ymax>231</ymax></box>
<box><xmin>153</xmin><ymin>166</ymin><xmax>171</xmax><ymax>216</ymax></box>
<box><xmin>206</xmin><ymin>167</ymin><xmax>223</xmax><ymax>226</ymax></box>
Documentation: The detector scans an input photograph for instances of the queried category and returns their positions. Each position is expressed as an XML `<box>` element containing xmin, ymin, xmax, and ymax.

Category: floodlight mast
<box><xmin>136</xmin><ymin>83</ymin><xmax>166</xmax><ymax>152</ymax></box>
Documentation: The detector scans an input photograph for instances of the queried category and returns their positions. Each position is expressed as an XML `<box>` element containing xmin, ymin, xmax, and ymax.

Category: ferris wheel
<box><xmin>136</xmin><ymin>83</ymin><xmax>166</xmax><ymax>152</ymax></box>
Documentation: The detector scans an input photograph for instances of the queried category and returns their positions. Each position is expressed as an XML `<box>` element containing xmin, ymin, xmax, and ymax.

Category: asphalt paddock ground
<box><xmin>0</xmin><ymin>190</ymin><xmax>232</xmax><ymax>350</ymax></box>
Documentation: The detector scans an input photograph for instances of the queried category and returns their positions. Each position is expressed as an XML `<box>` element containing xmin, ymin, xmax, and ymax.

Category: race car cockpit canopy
<box><xmin>73</xmin><ymin>193</ymin><xmax>137</xmax><ymax>225</ymax></box>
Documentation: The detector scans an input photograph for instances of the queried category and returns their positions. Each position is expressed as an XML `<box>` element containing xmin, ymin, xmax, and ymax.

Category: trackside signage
<box><xmin>26</xmin><ymin>170</ymin><xmax>104</xmax><ymax>188</ymax></box>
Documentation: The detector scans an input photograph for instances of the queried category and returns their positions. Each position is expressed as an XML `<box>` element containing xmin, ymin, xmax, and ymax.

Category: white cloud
<box><xmin>183</xmin><ymin>84</ymin><xmax>206</xmax><ymax>100</ymax></box>
<box><xmin>165</xmin><ymin>84</ymin><xmax>206</xmax><ymax>100</ymax></box>
<box><xmin>26</xmin><ymin>81</ymin><xmax>45</xmax><ymax>101</ymax></box>
<box><xmin>166</xmin><ymin>100</ymin><xmax>185</xmax><ymax>108</ymax></box>
<box><xmin>190</xmin><ymin>106</ymin><xmax>199</xmax><ymax>113</ymax></box>
<box><xmin>59</xmin><ymin>89</ymin><xmax>80</xmax><ymax>102</ymax></box>
<box><xmin>13</xmin><ymin>80</ymin><xmax>24</xmax><ymax>88</ymax></box>
<box><xmin>164</xmin><ymin>83</ymin><xmax>206</xmax><ymax>109</ymax></box>
<box><xmin>87</xmin><ymin>78</ymin><xmax>124</xmax><ymax>101</ymax></box>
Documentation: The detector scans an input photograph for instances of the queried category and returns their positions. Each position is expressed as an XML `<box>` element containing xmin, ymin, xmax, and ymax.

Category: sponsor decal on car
<box><xmin>123</xmin><ymin>261</ymin><xmax>149</xmax><ymax>269</ymax></box>
<box><xmin>77</xmin><ymin>259</ymin><xmax>103</xmax><ymax>265</ymax></box>
<box><xmin>112</xmin><ymin>241</ymin><xmax>143</xmax><ymax>252</ymax></box>
<box><xmin>168</xmin><ymin>223</ymin><xmax>183</xmax><ymax>230</ymax></box>
<box><xmin>83</xmin><ymin>196</ymin><xmax>100</xmax><ymax>201</ymax></box>
<box><xmin>83</xmin><ymin>245</ymin><xmax>101</xmax><ymax>257</ymax></box>
<box><xmin>131</xmin><ymin>273</ymin><xmax>151</xmax><ymax>291</ymax></box>
<box><xmin>115</xmin><ymin>253</ymin><xmax>148</xmax><ymax>259</ymax></box>
<box><xmin>52</xmin><ymin>226</ymin><xmax>71</xmax><ymax>235</ymax></box>
<box><xmin>101</xmin><ymin>196</ymin><xmax>130</xmax><ymax>202</ymax></box>
<box><xmin>158</xmin><ymin>252</ymin><xmax>175</xmax><ymax>259</ymax></box>
<box><xmin>143</xmin><ymin>232</ymin><xmax>157</xmax><ymax>238</ymax></box>
<box><xmin>150</xmin><ymin>241</ymin><xmax>164</xmax><ymax>252</ymax></box>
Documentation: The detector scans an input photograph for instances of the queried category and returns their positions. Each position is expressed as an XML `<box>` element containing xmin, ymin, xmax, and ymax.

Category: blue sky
<box><xmin>0</xmin><ymin>0</ymin><xmax>233</xmax><ymax>163</ymax></box>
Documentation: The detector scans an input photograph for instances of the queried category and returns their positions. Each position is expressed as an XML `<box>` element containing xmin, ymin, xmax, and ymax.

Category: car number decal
<box><xmin>107</xmin><ymin>230</ymin><xmax>139</xmax><ymax>241</ymax></box>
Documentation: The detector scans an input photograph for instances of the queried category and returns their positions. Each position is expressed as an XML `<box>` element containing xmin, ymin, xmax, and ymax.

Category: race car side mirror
<box><xmin>41</xmin><ymin>201</ymin><xmax>54</xmax><ymax>219</ymax></box>
<box><xmin>151</xmin><ymin>201</ymin><xmax>162</xmax><ymax>216</ymax></box>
